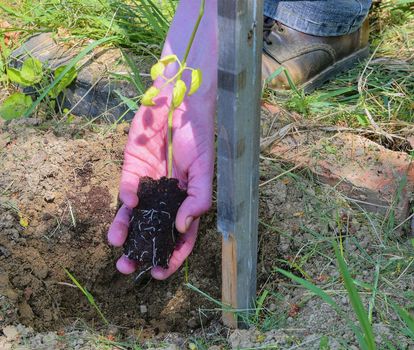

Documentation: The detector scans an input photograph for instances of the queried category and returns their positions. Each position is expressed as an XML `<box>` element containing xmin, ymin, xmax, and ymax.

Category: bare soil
<box><xmin>0</xmin><ymin>119</ymin><xmax>221</xmax><ymax>336</ymax></box>
<box><xmin>1</xmin><ymin>119</ymin><xmax>413</xmax><ymax>350</ymax></box>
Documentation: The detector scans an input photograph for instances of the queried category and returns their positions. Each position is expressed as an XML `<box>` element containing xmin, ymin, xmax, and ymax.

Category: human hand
<box><xmin>107</xmin><ymin>89</ymin><xmax>215</xmax><ymax>279</ymax></box>
<box><xmin>107</xmin><ymin>0</ymin><xmax>217</xmax><ymax>280</ymax></box>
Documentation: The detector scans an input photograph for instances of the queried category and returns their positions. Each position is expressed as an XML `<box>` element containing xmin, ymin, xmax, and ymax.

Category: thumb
<box><xmin>175</xmin><ymin>167</ymin><xmax>213</xmax><ymax>233</ymax></box>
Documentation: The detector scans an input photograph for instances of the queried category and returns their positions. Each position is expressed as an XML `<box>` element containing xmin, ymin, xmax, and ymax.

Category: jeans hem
<box><xmin>264</xmin><ymin>1</ymin><xmax>371</xmax><ymax>37</ymax></box>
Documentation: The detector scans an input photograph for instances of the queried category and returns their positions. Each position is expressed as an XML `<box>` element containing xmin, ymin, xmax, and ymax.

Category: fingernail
<box><xmin>185</xmin><ymin>216</ymin><xmax>193</xmax><ymax>231</ymax></box>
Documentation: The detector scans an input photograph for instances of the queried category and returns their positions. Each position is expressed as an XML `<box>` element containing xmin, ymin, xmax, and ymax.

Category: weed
<box><xmin>24</xmin><ymin>36</ymin><xmax>115</xmax><ymax>118</ymax></box>
<box><xmin>0</xmin><ymin>55</ymin><xmax>77</xmax><ymax>120</ymax></box>
<box><xmin>333</xmin><ymin>243</ymin><xmax>376</xmax><ymax>350</ymax></box>
<box><xmin>121</xmin><ymin>49</ymin><xmax>145</xmax><ymax>95</ymax></box>
<box><xmin>64</xmin><ymin>268</ymin><xmax>109</xmax><ymax>326</ymax></box>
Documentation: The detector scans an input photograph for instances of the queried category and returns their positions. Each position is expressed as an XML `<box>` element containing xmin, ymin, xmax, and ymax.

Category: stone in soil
<box><xmin>123</xmin><ymin>177</ymin><xmax>187</xmax><ymax>270</ymax></box>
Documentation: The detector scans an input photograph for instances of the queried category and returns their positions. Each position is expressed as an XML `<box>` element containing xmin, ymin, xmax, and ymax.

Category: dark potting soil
<box><xmin>123</xmin><ymin>176</ymin><xmax>187</xmax><ymax>272</ymax></box>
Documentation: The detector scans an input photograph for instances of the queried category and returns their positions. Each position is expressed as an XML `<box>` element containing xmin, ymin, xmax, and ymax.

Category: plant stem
<box><xmin>166</xmin><ymin>0</ymin><xmax>205</xmax><ymax>178</ymax></box>
<box><xmin>182</xmin><ymin>0</ymin><xmax>205</xmax><ymax>65</ymax></box>
<box><xmin>167</xmin><ymin>107</ymin><xmax>174</xmax><ymax>178</ymax></box>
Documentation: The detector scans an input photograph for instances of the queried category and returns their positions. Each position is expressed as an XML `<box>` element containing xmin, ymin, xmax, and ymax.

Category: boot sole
<box><xmin>302</xmin><ymin>46</ymin><xmax>370</xmax><ymax>93</ymax></box>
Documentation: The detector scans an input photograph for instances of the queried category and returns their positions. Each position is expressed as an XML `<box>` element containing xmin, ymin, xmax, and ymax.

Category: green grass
<box><xmin>23</xmin><ymin>36</ymin><xmax>116</xmax><ymax>118</ymax></box>
<box><xmin>256</xmin><ymin>166</ymin><xmax>414</xmax><ymax>348</ymax></box>
<box><xmin>0</xmin><ymin>0</ymin><xmax>177</xmax><ymax>55</ymax></box>
<box><xmin>0</xmin><ymin>1</ymin><xmax>170</xmax><ymax>122</ymax></box>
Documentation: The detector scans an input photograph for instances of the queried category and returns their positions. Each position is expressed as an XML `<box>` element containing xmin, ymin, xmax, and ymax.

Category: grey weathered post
<box><xmin>217</xmin><ymin>1</ymin><xmax>263</xmax><ymax>327</ymax></box>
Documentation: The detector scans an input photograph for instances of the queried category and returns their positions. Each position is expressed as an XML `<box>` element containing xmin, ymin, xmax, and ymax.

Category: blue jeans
<box><xmin>264</xmin><ymin>0</ymin><xmax>372</xmax><ymax>36</ymax></box>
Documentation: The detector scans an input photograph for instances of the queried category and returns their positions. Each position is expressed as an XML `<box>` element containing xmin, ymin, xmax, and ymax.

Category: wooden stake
<box><xmin>217</xmin><ymin>0</ymin><xmax>263</xmax><ymax>328</ymax></box>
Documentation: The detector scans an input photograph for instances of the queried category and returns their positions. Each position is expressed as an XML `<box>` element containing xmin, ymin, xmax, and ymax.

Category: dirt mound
<box><xmin>0</xmin><ymin>121</ymin><xmax>221</xmax><ymax>334</ymax></box>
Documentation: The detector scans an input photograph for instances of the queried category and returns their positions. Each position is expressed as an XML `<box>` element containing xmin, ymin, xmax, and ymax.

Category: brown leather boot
<box><xmin>262</xmin><ymin>18</ymin><xmax>370</xmax><ymax>93</ymax></box>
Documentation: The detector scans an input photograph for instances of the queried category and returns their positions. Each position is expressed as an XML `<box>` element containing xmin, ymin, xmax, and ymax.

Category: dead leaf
<box><xmin>19</xmin><ymin>216</ymin><xmax>29</xmax><ymax>228</ymax></box>
<box><xmin>288</xmin><ymin>303</ymin><xmax>300</xmax><ymax>317</ymax></box>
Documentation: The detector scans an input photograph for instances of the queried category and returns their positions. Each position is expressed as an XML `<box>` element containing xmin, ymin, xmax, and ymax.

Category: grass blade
<box><xmin>333</xmin><ymin>244</ymin><xmax>376</xmax><ymax>350</ymax></box>
<box><xmin>275</xmin><ymin>268</ymin><xmax>340</xmax><ymax>312</ymax></box>
<box><xmin>255</xmin><ymin>289</ymin><xmax>269</xmax><ymax>320</ymax></box>
<box><xmin>276</xmin><ymin>267</ymin><xmax>369</xmax><ymax>349</ymax></box>
<box><xmin>264</xmin><ymin>66</ymin><xmax>284</xmax><ymax>85</ymax></box>
<box><xmin>368</xmin><ymin>262</ymin><xmax>380</xmax><ymax>324</ymax></box>
<box><xmin>390</xmin><ymin>302</ymin><xmax>414</xmax><ymax>339</ymax></box>
<box><xmin>64</xmin><ymin>268</ymin><xmax>109</xmax><ymax>325</ymax></box>
<box><xmin>185</xmin><ymin>282</ymin><xmax>229</xmax><ymax>310</ymax></box>
<box><xmin>121</xmin><ymin>49</ymin><xmax>145</xmax><ymax>94</ymax></box>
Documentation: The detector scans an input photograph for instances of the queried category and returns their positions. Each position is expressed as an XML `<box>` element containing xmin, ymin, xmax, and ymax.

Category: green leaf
<box><xmin>0</xmin><ymin>93</ymin><xmax>32</xmax><ymax>120</ymax></box>
<box><xmin>114</xmin><ymin>90</ymin><xmax>138</xmax><ymax>112</ymax></box>
<box><xmin>390</xmin><ymin>302</ymin><xmax>414</xmax><ymax>339</ymax></box>
<box><xmin>265</xmin><ymin>66</ymin><xmax>284</xmax><ymax>85</ymax></box>
<box><xmin>64</xmin><ymin>268</ymin><xmax>109</xmax><ymax>325</ymax></box>
<box><xmin>325</xmin><ymin>145</ymin><xmax>337</xmax><ymax>154</ymax></box>
<box><xmin>276</xmin><ymin>266</ymin><xmax>369</xmax><ymax>350</ymax></box>
<box><xmin>121</xmin><ymin>50</ymin><xmax>145</xmax><ymax>94</ymax></box>
<box><xmin>319</xmin><ymin>335</ymin><xmax>330</xmax><ymax>350</ymax></box>
<box><xmin>172</xmin><ymin>79</ymin><xmax>186</xmax><ymax>108</ymax></box>
<box><xmin>6</xmin><ymin>67</ymin><xmax>32</xmax><ymax>86</ymax></box>
<box><xmin>49</xmin><ymin>66</ymin><xmax>77</xmax><ymax>99</ymax></box>
<box><xmin>141</xmin><ymin>86</ymin><xmax>160</xmax><ymax>106</ymax></box>
<box><xmin>150</xmin><ymin>61</ymin><xmax>165</xmax><ymax>80</ymax></box>
<box><xmin>334</xmin><ymin>244</ymin><xmax>376</xmax><ymax>350</ymax></box>
<box><xmin>356</xmin><ymin>114</ymin><xmax>369</xmax><ymax>126</ymax></box>
<box><xmin>19</xmin><ymin>216</ymin><xmax>29</xmax><ymax>228</ymax></box>
<box><xmin>21</xmin><ymin>57</ymin><xmax>43</xmax><ymax>84</ymax></box>
<box><xmin>276</xmin><ymin>268</ymin><xmax>340</xmax><ymax>312</ymax></box>
<box><xmin>159</xmin><ymin>54</ymin><xmax>178</xmax><ymax>65</ymax></box>
<box><xmin>188</xmin><ymin>69</ymin><xmax>202</xmax><ymax>96</ymax></box>
<box><xmin>254</xmin><ymin>289</ymin><xmax>269</xmax><ymax>322</ymax></box>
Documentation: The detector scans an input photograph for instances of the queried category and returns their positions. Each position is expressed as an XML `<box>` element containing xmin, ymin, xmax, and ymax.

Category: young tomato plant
<box><xmin>122</xmin><ymin>0</ymin><xmax>206</xmax><ymax>276</ymax></box>
<box><xmin>140</xmin><ymin>0</ymin><xmax>205</xmax><ymax>178</ymax></box>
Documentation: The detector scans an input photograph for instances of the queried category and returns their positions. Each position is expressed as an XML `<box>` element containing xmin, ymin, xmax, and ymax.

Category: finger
<box><xmin>116</xmin><ymin>255</ymin><xmax>139</xmax><ymax>274</ymax></box>
<box><xmin>151</xmin><ymin>219</ymin><xmax>199</xmax><ymax>280</ymax></box>
<box><xmin>108</xmin><ymin>204</ymin><xmax>132</xmax><ymax>246</ymax></box>
<box><xmin>119</xmin><ymin>166</ymin><xmax>140</xmax><ymax>208</ymax></box>
<box><xmin>120</xmin><ymin>145</ymin><xmax>166</xmax><ymax>208</ymax></box>
<box><xmin>175</xmin><ymin>162</ymin><xmax>213</xmax><ymax>233</ymax></box>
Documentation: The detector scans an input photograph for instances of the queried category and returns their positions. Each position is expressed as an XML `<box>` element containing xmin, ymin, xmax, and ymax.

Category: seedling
<box><xmin>140</xmin><ymin>0</ymin><xmax>204</xmax><ymax>178</ymax></box>
<box><xmin>123</xmin><ymin>0</ymin><xmax>205</xmax><ymax>276</ymax></box>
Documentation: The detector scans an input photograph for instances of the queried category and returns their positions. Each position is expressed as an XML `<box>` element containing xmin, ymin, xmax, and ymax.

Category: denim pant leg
<box><xmin>264</xmin><ymin>0</ymin><xmax>372</xmax><ymax>36</ymax></box>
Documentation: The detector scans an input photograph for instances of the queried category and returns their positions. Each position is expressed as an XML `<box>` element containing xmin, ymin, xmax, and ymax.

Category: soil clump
<box><xmin>123</xmin><ymin>176</ymin><xmax>187</xmax><ymax>271</ymax></box>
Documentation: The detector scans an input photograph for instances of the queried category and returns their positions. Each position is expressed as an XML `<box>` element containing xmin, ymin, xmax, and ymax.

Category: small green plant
<box><xmin>64</xmin><ymin>268</ymin><xmax>109</xmax><ymax>325</ymax></box>
<box><xmin>140</xmin><ymin>0</ymin><xmax>205</xmax><ymax>178</ymax></box>
<box><xmin>333</xmin><ymin>243</ymin><xmax>376</xmax><ymax>350</ymax></box>
<box><xmin>0</xmin><ymin>57</ymin><xmax>77</xmax><ymax>120</ymax></box>
<box><xmin>0</xmin><ymin>35</ymin><xmax>116</xmax><ymax>120</ymax></box>
<box><xmin>276</xmin><ymin>241</ymin><xmax>377</xmax><ymax>350</ymax></box>
<box><xmin>121</xmin><ymin>50</ymin><xmax>145</xmax><ymax>95</ymax></box>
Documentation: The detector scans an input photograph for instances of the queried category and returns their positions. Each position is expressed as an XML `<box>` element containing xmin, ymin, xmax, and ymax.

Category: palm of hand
<box><xmin>108</xmin><ymin>94</ymin><xmax>214</xmax><ymax>280</ymax></box>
